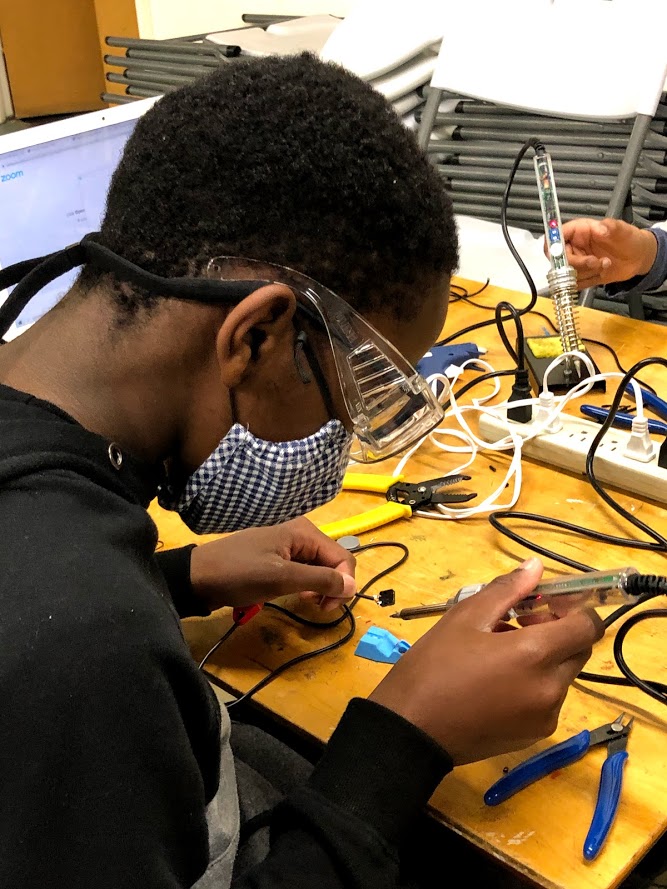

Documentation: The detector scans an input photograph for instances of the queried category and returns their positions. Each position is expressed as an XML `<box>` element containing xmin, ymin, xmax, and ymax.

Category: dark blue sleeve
<box><xmin>606</xmin><ymin>227</ymin><xmax>667</xmax><ymax>299</ymax></box>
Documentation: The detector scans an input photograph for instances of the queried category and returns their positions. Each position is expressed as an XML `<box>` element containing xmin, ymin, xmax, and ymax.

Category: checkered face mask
<box><xmin>158</xmin><ymin>419</ymin><xmax>352</xmax><ymax>534</ymax></box>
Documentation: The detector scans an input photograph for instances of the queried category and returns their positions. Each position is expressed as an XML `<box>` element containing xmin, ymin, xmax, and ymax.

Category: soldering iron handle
<box><xmin>484</xmin><ymin>730</ymin><xmax>591</xmax><ymax>806</ymax></box>
<box><xmin>583</xmin><ymin>750</ymin><xmax>628</xmax><ymax>861</ymax></box>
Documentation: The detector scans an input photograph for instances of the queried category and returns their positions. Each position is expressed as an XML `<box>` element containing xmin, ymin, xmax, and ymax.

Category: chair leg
<box><xmin>580</xmin><ymin>286</ymin><xmax>596</xmax><ymax>309</ymax></box>
<box><xmin>627</xmin><ymin>292</ymin><xmax>646</xmax><ymax>321</ymax></box>
<box><xmin>417</xmin><ymin>86</ymin><xmax>443</xmax><ymax>151</ymax></box>
<box><xmin>605</xmin><ymin>114</ymin><xmax>653</xmax><ymax>219</ymax></box>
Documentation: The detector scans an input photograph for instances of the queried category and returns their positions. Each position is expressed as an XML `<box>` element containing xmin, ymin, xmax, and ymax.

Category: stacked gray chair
<box><xmin>422</xmin><ymin>94</ymin><xmax>667</xmax><ymax>236</ymax></box>
<box><xmin>417</xmin><ymin>0</ymin><xmax>667</xmax><ymax>319</ymax></box>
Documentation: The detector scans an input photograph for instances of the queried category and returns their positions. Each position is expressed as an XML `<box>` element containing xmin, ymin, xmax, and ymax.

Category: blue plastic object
<box><xmin>417</xmin><ymin>343</ymin><xmax>483</xmax><ymax>378</ymax></box>
<box><xmin>583</xmin><ymin>750</ymin><xmax>628</xmax><ymax>860</ymax></box>
<box><xmin>580</xmin><ymin>404</ymin><xmax>667</xmax><ymax>436</ymax></box>
<box><xmin>626</xmin><ymin>384</ymin><xmax>667</xmax><ymax>421</ymax></box>
<box><xmin>484</xmin><ymin>730</ymin><xmax>592</xmax><ymax>806</ymax></box>
<box><xmin>354</xmin><ymin>627</ymin><xmax>411</xmax><ymax>665</ymax></box>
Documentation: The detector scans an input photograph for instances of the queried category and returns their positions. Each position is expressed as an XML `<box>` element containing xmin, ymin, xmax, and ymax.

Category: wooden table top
<box><xmin>151</xmin><ymin>279</ymin><xmax>667</xmax><ymax>889</ymax></box>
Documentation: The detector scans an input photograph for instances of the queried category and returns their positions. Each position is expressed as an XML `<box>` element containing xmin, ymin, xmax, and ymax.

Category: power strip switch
<box><xmin>478</xmin><ymin>411</ymin><xmax>667</xmax><ymax>505</ymax></box>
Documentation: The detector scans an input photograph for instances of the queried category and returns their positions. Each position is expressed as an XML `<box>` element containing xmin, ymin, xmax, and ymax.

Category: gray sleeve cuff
<box><xmin>606</xmin><ymin>228</ymin><xmax>667</xmax><ymax>300</ymax></box>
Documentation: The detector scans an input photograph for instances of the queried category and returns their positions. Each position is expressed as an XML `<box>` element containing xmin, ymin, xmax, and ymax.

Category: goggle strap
<box><xmin>0</xmin><ymin>235</ymin><xmax>269</xmax><ymax>338</ymax></box>
<box><xmin>80</xmin><ymin>236</ymin><xmax>265</xmax><ymax>303</ymax></box>
<box><xmin>0</xmin><ymin>244</ymin><xmax>86</xmax><ymax>338</ymax></box>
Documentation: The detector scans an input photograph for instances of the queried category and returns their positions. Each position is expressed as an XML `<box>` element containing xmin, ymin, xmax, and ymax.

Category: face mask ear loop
<box><xmin>228</xmin><ymin>388</ymin><xmax>250</xmax><ymax>440</ymax></box>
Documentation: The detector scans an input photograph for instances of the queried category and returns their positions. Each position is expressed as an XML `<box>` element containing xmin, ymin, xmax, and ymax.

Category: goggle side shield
<box><xmin>207</xmin><ymin>257</ymin><xmax>444</xmax><ymax>462</ymax></box>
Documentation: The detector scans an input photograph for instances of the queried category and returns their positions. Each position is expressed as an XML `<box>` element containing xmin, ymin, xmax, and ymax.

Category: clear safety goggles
<box><xmin>207</xmin><ymin>257</ymin><xmax>444</xmax><ymax>463</ymax></box>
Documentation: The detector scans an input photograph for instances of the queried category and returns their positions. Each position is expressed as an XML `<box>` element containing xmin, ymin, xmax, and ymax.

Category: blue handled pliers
<box><xmin>580</xmin><ymin>384</ymin><xmax>667</xmax><ymax>435</ymax></box>
<box><xmin>485</xmin><ymin>713</ymin><xmax>633</xmax><ymax>860</ymax></box>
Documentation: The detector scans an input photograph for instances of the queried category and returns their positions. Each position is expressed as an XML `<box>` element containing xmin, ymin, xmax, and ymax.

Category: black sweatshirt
<box><xmin>0</xmin><ymin>383</ymin><xmax>452</xmax><ymax>888</ymax></box>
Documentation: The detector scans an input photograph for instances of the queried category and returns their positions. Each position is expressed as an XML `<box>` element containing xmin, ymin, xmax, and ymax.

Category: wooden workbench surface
<box><xmin>151</xmin><ymin>279</ymin><xmax>667</xmax><ymax>889</ymax></box>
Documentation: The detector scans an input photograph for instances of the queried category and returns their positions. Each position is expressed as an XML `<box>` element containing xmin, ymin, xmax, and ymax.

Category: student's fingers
<box><xmin>279</xmin><ymin>561</ymin><xmax>356</xmax><ymax>600</ymax></box>
<box><xmin>527</xmin><ymin>606</ymin><xmax>605</xmax><ymax>665</ymax></box>
<box><xmin>282</xmin><ymin>517</ymin><xmax>357</xmax><ymax>579</ymax></box>
<box><xmin>449</xmin><ymin>557</ymin><xmax>544</xmax><ymax>631</ymax></box>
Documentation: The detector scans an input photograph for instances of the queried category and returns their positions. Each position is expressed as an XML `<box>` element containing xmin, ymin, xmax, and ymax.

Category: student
<box><xmin>0</xmin><ymin>54</ymin><xmax>602</xmax><ymax>889</ymax></box>
<box><xmin>553</xmin><ymin>217</ymin><xmax>667</xmax><ymax>296</ymax></box>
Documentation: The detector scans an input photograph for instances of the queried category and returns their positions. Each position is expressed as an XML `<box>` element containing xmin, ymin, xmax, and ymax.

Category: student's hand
<box><xmin>547</xmin><ymin>217</ymin><xmax>658</xmax><ymax>289</ymax></box>
<box><xmin>189</xmin><ymin>517</ymin><xmax>356</xmax><ymax>613</ymax></box>
<box><xmin>369</xmin><ymin>558</ymin><xmax>604</xmax><ymax>765</ymax></box>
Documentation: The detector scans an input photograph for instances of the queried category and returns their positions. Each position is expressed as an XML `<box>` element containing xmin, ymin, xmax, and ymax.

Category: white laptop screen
<box><xmin>0</xmin><ymin>100</ymin><xmax>155</xmax><ymax>334</ymax></box>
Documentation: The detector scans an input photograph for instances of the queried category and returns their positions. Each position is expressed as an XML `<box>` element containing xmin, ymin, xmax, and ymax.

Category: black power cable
<box><xmin>448</xmin><ymin>287</ymin><xmax>658</xmax><ymax>394</ymax></box>
<box><xmin>585</xmin><ymin>358</ymin><xmax>667</xmax><ymax>548</ymax></box>
<box><xmin>436</xmin><ymin>138</ymin><xmax>542</xmax><ymax>348</ymax></box>
<box><xmin>613</xmin><ymin>609</ymin><xmax>667</xmax><ymax>704</ymax></box>
<box><xmin>490</xmin><ymin>359</ymin><xmax>667</xmax><ymax>562</ymax></box>
<box><xmin>494</xmin><ymin>301</ymin><xmax>524</xmax><ymax>368</ymax></box>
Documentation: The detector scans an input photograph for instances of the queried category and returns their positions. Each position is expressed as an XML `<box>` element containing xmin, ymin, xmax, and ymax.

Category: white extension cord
<box><xmin>478</xmin><ymin>411</ymin><xmax>667</xmax><ymax>505</ymax></box>
<box><xmin>396</xmin><ymin>352</ymin><xmax>660</xmax><ymax>518</ymax></box>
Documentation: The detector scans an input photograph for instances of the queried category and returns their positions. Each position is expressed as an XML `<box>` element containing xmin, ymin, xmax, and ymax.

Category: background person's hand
<box><xmin>189</xmin><ymin>517</ymin><xmax>356</xmax><ymax>613</ymax></box>
<box><xmin>546</xmin><ymin>218</ymin><xmax>658</xmax><ymax>289</ymax></box>
<box><xmin>369</xmin><ymin>558</ymin><xmax>604</xmax><ymax>765</ymax></box>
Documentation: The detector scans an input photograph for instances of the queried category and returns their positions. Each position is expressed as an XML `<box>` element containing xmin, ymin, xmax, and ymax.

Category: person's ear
<box><xmin>215</xmin><ymin>284</ymin><xmax>297</xmax><ymax>388</ymax></box>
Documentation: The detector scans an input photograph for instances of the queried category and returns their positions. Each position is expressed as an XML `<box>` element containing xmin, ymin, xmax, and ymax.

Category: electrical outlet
<box><xmin>478</xmin><ymin>411</ymin><xmax>667</xmax><ymax>505</ymax></box>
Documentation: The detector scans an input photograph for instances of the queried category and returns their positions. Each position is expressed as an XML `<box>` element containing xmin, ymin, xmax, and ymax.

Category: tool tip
<box><xmin>389</xmin><ymin>612</ymin><xmax>400</xmax><ymax>619</ymax></box>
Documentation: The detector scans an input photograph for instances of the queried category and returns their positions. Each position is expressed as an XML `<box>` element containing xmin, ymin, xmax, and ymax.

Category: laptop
<box><xmin>0</xmin><ymin>97</ymin><xmax>158</xmax><ymax>338</ymax></box>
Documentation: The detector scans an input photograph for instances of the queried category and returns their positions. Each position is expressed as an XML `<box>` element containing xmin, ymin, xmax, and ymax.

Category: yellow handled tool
<box><xmin>319</xmin><ymin>471</ymin><xmax>475</xmax><ymax>540</ymax></box>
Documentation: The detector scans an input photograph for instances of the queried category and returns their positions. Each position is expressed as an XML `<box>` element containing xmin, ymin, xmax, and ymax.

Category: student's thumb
<box><xmin>449</xmin><ymin>558</ymin><xmax>544</xmax><ymax>630</ymax></box>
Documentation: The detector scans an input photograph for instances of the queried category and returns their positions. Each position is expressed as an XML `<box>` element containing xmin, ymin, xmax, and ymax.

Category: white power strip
<box><xmin>478</xmin><ymin>411</ymin><xmax>667</xmax><ymax>505</ymax></box>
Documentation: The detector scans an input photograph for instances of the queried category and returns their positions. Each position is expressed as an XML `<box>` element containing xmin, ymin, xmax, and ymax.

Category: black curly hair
<box><xmin>80</xmin><ymin>53</ymin><xmax>457</xmax><ymax>320</ymax></box>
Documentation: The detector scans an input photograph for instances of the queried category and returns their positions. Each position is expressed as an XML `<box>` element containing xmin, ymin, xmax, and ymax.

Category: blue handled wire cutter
<box><xmin>580</xmin><ymin>384</ymin><xmax>667</xmax><ymax>435</ymax></box>
<box><xmin>484</xmin><ymin>713</ymin><xmax>633</xmax><ymax>860</ymax></box>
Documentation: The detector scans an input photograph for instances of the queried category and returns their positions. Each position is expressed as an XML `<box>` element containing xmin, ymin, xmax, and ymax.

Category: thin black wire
<box><xmin>203</xmin><ymin>606</ymin><xmax>357</xmax><ymax>710</ymax></box>
<box><xmin>198</xmin><ymin>623</ymin><xmax>239</xmax><ymax>670</ymax></box>
<box><xmin>199</xmin><ymin>541</ymin><xmax>410</xmax><ymax>708</ymax></box>
<box><xmin>442</xmin><ymin>368</ymin><xmax>519</xmax><ymax>414</ymax></box>
<box><xmin>263</xmin><ymin>542</ymin><xmax>409</xmax><ymax>625</ymax></box>
<box><xmin>612</xmin><ymin>609</ymin><xmax>667</xmax><ymax>703</ymax></box>
<box><xmin>449</xmin><ymin>279</ymin><xmax>491</xmax><ymax>303</ymax></box>
<box><xmin>450</xmin><ymin>292</ymin><xmax>502</xmax><ymax>312</ymax></box>
<box><xmin>449</xmin><ymin>272</ymin><xmax>659</xmax><ymax>396</ymax></box>
<box><xmin>353</xmin><ymin>541</ymin><xmax>410</xmax><ymax>594</ymax></box>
